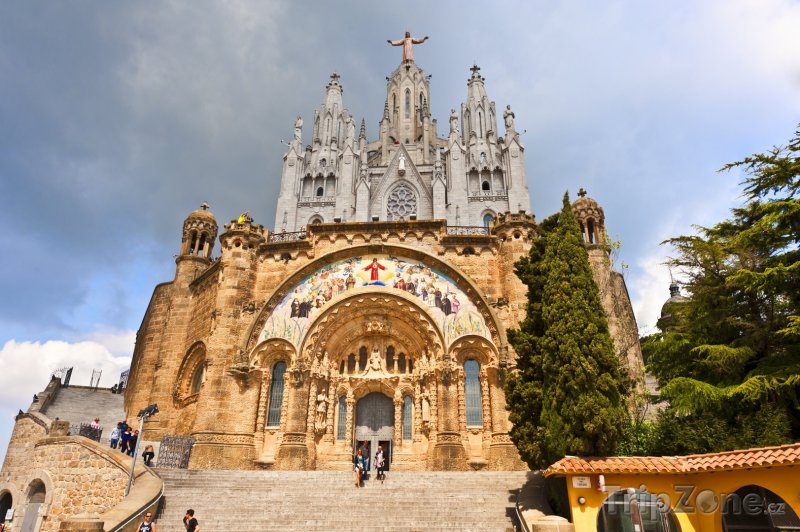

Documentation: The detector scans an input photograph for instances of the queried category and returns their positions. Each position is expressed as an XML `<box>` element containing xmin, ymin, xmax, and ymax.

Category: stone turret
<box><xmin>179</xmin><ymin>202</ymin><xmax>218</xmax><ymax>258</ymax></box>
<box><xmin>572</xmin><ymin>188</ymin><xmax>606</xmax><ymax>246</ymax></box>
<box><xmin>176</xmin><ymin>202</ymin><xmax>218</xmax><ymax>284</ymax></box>
<box><xmin>572</xmin><ymin>189</ymin><xmax>645</xmax><ymax>394</ymax></box>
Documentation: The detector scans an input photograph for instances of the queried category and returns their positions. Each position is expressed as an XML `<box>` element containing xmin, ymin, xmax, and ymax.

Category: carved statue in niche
<box><xmin>321</xmin><ymin>351</ymin><xmax>330</xmax><ymax>377</ymax></box>
<box><xmin>363</xmin><ymin>344</ymin><xmax>385</xmax><ymax>377</ymax></box>
<box><xmin>421</xmin><ymin>391</ymin><xmax>431</xmax><ymax>423</ymax></box>
<box><xmin>315</xmin><ymin>389</ymin><xmax>328</xmax><ymax>432</ymax></box>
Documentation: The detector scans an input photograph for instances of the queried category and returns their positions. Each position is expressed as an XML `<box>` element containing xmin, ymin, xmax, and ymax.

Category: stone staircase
<box><xmin>154</xmin><ymin>469</ymin><xmax>532</xmax><ymax>531</ymax></box>
<box><xmin>42</xmin><ymin>386</ymin><xmax>126</xmax><ymax>437</ymax></box>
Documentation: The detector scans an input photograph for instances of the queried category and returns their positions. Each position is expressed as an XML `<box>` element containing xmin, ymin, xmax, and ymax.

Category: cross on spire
<box><xmin>200</xmin><ymin>201</ymin><xmax>210</xmax><ymax>210</ymax></box>
<box><xmin>470</xmin><ymin>64</ymin><xmax>481</xmax><ymax>78</ymax></box>
<box><xmin>577</xmin><ymin>188</ymin><xmax>587</xmax><ymax>198</ymax></box>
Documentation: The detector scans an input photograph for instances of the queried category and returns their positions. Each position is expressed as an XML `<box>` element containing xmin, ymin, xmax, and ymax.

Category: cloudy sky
<box><xmin>1</xmin><ymin>0</ymin><xmax>798</xmax><ymax>461</ymax></box>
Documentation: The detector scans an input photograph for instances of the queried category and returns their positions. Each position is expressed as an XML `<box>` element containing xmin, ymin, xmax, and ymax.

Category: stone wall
<box><xmin>0</xmin><ymin>414</ymin><xmax>160</xmax><ymax>532</ymax></box>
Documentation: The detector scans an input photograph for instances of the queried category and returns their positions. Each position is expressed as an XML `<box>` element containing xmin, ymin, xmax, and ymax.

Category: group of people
<box><xmin>136</xmin><ymin>508</ymin><xmax>199</xmax><ymax>532</ymax></box>
<box><xmin>108</xmin><ymin>421</ymin><xmax>155</xmax><ymax>466</ymax></box>
<box><xmin>353</xmin><ymin>440</ymin><xmax>386</xmax><ymax>488</ymax></box>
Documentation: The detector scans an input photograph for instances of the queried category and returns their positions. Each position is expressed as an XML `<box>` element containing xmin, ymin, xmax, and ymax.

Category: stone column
<box><xmin>485</xmin><ymin>366</ymin><xmax>524</xmax><ymax>470</ymax></box>
<box><xmin>393</xmin><ymin>392</ymin><xmax>403</xmax><ymax>449</ymax></box>
<box><xmin>323</xmin><ymin>380</ymin><xmax>336</xmax><ymax>444</ymax></box>
<box><xmin>431</xmin><ymin>363</ymin><xmax>467</xmax><ymax>470</ymax></box>
<box><xmin>345</xmin><ymin>391</ymin><xmax>355</xmax><ymax>454</ymax></box>
<box><xmin>274</xmin><ymin>365</ymin><xmax>314</xmax><ymax>469</ymax></box>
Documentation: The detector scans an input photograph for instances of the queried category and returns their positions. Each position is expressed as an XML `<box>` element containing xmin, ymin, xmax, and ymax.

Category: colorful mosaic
<box><xmin>260</xmin><ymin>255</ymin><xmax>489</xmax><ymax>347</ymax></box>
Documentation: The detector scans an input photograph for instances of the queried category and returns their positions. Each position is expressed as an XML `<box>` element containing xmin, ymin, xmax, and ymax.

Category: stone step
<box><xmin>41</xmin><ymin>386</ymin><xmax>126</xmax><ymax>438</ymax></box>
<box><xmin>152</xmin><ymin>469</ymin><xmax>527</xmax><ymax>532</ymax></box>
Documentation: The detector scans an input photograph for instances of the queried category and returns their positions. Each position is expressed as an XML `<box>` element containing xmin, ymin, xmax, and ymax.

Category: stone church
<box><xmin>120</xmin><ymin>43</ymin><xmax>644</xmax><ymax>473</ymax></box>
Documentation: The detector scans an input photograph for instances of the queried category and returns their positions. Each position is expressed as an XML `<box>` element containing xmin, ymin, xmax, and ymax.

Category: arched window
<box><xmin>339</xmin><ymin>360</ymin><xmax>345</xmax><ymax>374</ymax></box>
<box><xmin>347</xmin><ymin>354</ymin><xmax>355</xmax><ymax>373</ymax></box>
<box><xmin>464</xmin><ymin>359</ymin><xmax>483</xmax><ymax>426</ymax></box>
<box><xmin>587</xmin><ymin>219</ymin><xmax>596</xmax><ymax>244</ymax></box>
<box><xmin>418</xmin><ymin>93</ymin><xmax>424</xmax><ymax>122</ymax></box>
<box><xmin>266</xmin><ymin>361</ymin><xmax>286</xmax><ymax>427</ymax></box>
<box><xmin>27</xmin><ymin>479</ymin><xmax>46</xmax><ymax>504</ymax></box>
<box><xmin>392</xmin><ymin>93</ymin><xmax>397</xmax><ymax>114</ymax></box>
<box><xmin>722</xmin><ymin>485</ymin><xmax>800</xmax><ymax>531</ymax></box>
<box><xmin>336</xmin><ymin>396</ymin><xmax>347</xmax><ymax>440</ymax></box>
<box><xmin>405</xmin><ymin>89</ymin><xmax>411</xmax><ymax>119</ymax></box>
<box><xmin>309</xmin><ymin>215</ymin><xmax>323</xmax><ymax>225</ymax></box>
<box><xmin>316</xmin><ymin>186</ymin><xmax>324</xmax><ymax>197</ymax></box>
<box><xmin>197</xmin><ymin>233</ymin><xmax>206</xmax><ymax>257</ymax></box>
<box><xmin>598</xmin><ymin>489</ymin><xmax>681</xmax><ymax>532</ymax></box>
<box><xmin>398</xmin><ymin>353</ymin><xmax>406</xmax><ymax>373</ymax></box>
<box><xmin>478</xmin><ymin>111</ymin><xmax>483</xmax><ymax>137</ymax></box>
<box><xmin>190</xmin><ymin>364</ymin><xmax>204</xmax><ymax>395</ymax></box>
<box><xmin>189</xmin><ymin>231</ymin><xmax>198</xmax><ymax>255</ymax></box>
<box><xmin>482</xmin><ymin>180</ymin><xmax>491</xmax><ymax>191</ymax></box>
<box><xmin>483</xmin><ymin>213</ymin><xmax>495</xmax><ymax>228</ymax></box>
<box><xmin>402</xmin><ymin>395</ymin><xmax>413</xmax><ymax>439</ymax></box>
<box><xmin>358</xmin><ymin>346</ymin><xmax>367</xmax><ymax>371</ymax></box>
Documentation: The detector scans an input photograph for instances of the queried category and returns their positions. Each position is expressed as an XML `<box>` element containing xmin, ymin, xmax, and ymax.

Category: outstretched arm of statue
<box><xmin>412</xmin><ymin>36</ymin><xmax>429</xmax><ymax>44</ymax></box>
<box><xmin>388</xmin><ymin>39</ymin><xmax>404</xmax><ymax>46</ymax></box>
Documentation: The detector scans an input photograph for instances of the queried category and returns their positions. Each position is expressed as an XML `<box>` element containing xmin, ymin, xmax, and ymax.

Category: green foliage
<box><xmin>506</xmin><ymin>193</ymin><xmax>631</xmax><ymax>469</ymax></box>
<box><xmin>643</xmin><ymin>125</ymin><xmax>800</xmax><ymax>451</ymax></box>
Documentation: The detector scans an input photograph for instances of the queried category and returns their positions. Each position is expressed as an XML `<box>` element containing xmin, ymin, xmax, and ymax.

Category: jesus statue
<box><xmin>387</xmin><ymin>31</ymin><xmax>429</xmax><ymax>62</ymax></box>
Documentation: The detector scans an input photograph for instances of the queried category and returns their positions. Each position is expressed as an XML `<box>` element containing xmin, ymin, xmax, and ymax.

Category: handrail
<box><xmin>268</xmin><ymin>230</ymin><xmax>307</xmax><ymax>243</ymax></box>
<box><xmin>515</xmin><ymin>489</ymin><xmax>531</xmax><ymax>532</ymax></box>
<box><xmin>106</xmin><ymin>474</ymin><xmax>164</xmax><ymax>532</ymax></box>
<box><xmin>446</xmin><ymin>226</ymin><xmax>490</xmax><ymax>236</ymax></box>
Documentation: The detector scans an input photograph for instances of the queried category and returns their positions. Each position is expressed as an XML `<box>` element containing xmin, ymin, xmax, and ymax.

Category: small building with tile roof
<box><xmin>544</xmin><ymin>443</ymin><xmax>800</xmax><ymax>531</ymax></box>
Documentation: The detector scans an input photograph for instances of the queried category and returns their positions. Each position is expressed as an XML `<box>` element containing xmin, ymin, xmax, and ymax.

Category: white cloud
<box><xmin>82</xmin><ymin>328</ymin><xmax>137</xmax><ymax>357</ymax></box>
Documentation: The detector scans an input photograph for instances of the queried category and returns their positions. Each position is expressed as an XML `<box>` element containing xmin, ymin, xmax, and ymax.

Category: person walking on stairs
<box><xmin>138</xmin><ymin>511</ymin><xmax>156</xmax><ymax>532</ymax></box>
<box><xmin>375</xmin><ymin>445</ymin><xmax>386</xmax><ymax>483</ymax></box>
<box><xmin>183</xmin><ymin>509</ymin><xmax>199</xmax><ymax>532</ymax></box>
<box><xmin>354</xmin><ymin>449</ymin><xmax>365</xmax><ymax>488</ymax></box>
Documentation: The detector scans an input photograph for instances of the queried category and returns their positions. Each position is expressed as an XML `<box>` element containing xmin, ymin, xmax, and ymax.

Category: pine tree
<box><xmin>643</xmin><ymin>126</ymin><xmax>800</xmax><ymax>452</ymax></box>
<box><xmin>506</xmin><ymin>193</ymin><xmax>630</xmax><ymax>469</ymax></box>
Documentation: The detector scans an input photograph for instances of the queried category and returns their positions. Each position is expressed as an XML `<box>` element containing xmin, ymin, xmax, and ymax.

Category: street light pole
<box><xmin>125</xmin><ymin>404</ymin><xmax>158</xmax><ymax>497</ymax></box>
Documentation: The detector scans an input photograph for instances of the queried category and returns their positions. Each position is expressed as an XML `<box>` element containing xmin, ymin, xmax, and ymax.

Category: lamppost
<box><xmin>125</xmin><ymin>403</ymin><xmax>158</xmax><ymax>496</ymax></box>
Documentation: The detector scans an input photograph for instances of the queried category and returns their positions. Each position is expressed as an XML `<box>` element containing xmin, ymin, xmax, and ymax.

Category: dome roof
<box><xmin>187</xmin><ymin>202</ymin><xmax>217</xmax><ymax>222</ymax></box>
<box><xmin>571</xmin><ymin>188</ymin><xmax>605</xmax><ymax>221</ymax></box>
<box><xmin>660</xmin><ymin>282</ymin><xmax>688</xmax><ymax>319</ymax></box>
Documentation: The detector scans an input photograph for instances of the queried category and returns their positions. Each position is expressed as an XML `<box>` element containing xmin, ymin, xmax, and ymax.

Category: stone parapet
<box><xmin>0</xmin><ymin>411</ymin><xmax>163</xmax><ymax>532</ymax></box>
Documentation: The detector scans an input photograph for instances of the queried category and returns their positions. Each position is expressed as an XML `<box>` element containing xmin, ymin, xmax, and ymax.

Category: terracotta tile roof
<box><xmin>544</xmin><ymin>442</ymin><xmax>800</xmax><ymax>477</ymax></box>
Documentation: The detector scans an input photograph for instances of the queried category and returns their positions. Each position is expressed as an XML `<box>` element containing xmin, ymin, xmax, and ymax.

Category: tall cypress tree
<box><xmin>506</xmin><ymin>193</ymin><xmax>630</xmax><ymax>468</ymax></box>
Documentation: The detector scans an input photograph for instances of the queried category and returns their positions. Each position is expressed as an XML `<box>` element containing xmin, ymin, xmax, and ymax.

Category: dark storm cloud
<box><xmin>0</xmin><ymin>0</ymin><xmax>798</xmax><ymax>341</ymax></box>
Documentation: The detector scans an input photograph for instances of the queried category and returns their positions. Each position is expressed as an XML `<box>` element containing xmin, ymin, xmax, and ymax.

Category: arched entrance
<box><xmin>20</xmin><ymin>479</ymin><xmax>46</xmax><ymax>532</ymax></box>
<box><xmin>598</xmin><ymin>488</ymin><xmax>680</xmax><ymax>532</ymax></box>
<box><xmin>722</xmin><ymin>485</ymin><xmax>800</xmax><ymax>531</ymax></box>
<box><xmin>0</xmin><ymin>491</ymin><xmax>12</xmax><ymax>527</ymax></box>
<box><xmin>355</xmin><ymin>392</ymin><xmax>394</xmax><ymax>473</ymax></box>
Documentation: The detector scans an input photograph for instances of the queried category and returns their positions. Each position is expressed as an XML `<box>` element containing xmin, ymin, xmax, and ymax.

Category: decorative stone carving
<box><xmin>314</xmin><ymin>390</ymin><xmax>328</xmax><ymax>433</ymax></box>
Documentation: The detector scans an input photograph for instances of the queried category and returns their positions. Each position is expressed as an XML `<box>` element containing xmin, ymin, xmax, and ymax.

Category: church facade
<box><xmin>123</xmin><ymin>47</ymin><xmax>643</xmax><ymax>471</ymax></box>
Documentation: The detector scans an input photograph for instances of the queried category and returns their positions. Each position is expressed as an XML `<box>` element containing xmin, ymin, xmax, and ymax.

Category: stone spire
<box><xmin>462</xmin><ymin>65</ymin><xmax>498</xmax><ymax>151</ymax></box>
